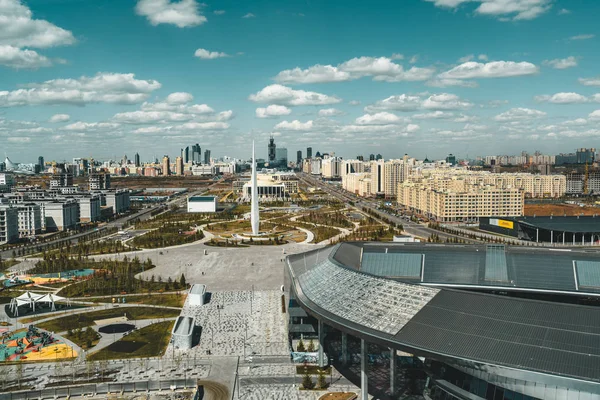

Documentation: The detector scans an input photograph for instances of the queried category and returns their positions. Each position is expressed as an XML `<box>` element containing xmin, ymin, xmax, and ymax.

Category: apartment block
<box><xmin>0</xmin><ymin>205</ymin><xmax>19</xmax><ymax>244</ymax></box>
<box><xmin>16</xmin><ymin>204</ymin><xmax>42</xmax><ymax>238</ymax></box>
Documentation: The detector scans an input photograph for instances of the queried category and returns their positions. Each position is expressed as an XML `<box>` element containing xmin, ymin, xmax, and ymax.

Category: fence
<box><xmin>0</xmin><ymin>378</ymin><xmax>198</xmax><ymax>400</ymax></box>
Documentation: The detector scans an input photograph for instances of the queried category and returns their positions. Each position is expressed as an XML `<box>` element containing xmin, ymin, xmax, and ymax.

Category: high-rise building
<box><xmin>446</xmin><ymin>154</ymin><xmax>456</xmax><ymax>165</ymax></box>
<box><xmin>357</xmin><ymin>155</ymin><xmax>364</xmax><ymax>161</ymax></box>
<box><xmin>370</xmin><ymin>160</ymin><xmax>385</xmax><ymax>195</ymax></box>
<box><xmin>134</xmin><ymin>153</ymin><xmax>140</xmax><ymax>167</ymax></box>
<box><xmin>184</xmin><ymin>146</ymin><xmax>190</xmax><ymax>163</ymax></box>
<box><xmin>268</xmin><ymin>136</ymin><xmax>276</xmax><ymax>163</ymax></box>
<box><xmin>203</xmin><ymin>149</ymin><xmax>211</xmax><ymax>165</ymax></box>
<box><xmin>369</xmin><ymin>154</ymin><xmax>376</xmax><ymax>161</ymax></box>
<box><xmin>162</xmin><ymin>156</ymin><xmax>170</xmax><ymax>176</ymax></box>
<box><xmin>38</xmin><ymin>156</ymin><xmax>44</xmax><ymax>172</ymax></box>
<box><xmin>121</xmin><ymin>155</ymin><xmax>128</xmax><ymax>166</ymax></box>
<box><xmin>576</xmin><ymin>148</ymin><xmax>597</xmax><ymax>164</ymax></box>
<box><xmin>192</xmin><ymin>144</ymin><xmax>202</xmax><ymax>163</ymax></box>
<box><xmin>306</xmin><ymin>147</ymin><xmax>313</xmax><ymax>159</ymax></box>
<box><xmin>376</xmin><ymin>154</ymin><xmax>383</xmax><ymax>160</ymax></box>
<box><xmin>275</xmin><ymin>147</ymin><xmax>288</xmax><ymax>168</ymax></box>
<box><xmin>176</xmin><ymin>156</ymin><xmax>184</xmax><ymax>176</ymax></box>
<box><xmin>296</xmin><ymin>150</ymin><xmax>302</xmax><ymax>165</ymax></box>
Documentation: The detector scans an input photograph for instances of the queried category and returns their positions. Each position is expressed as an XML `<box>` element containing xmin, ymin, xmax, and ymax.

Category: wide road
<box><xmin>298</xmin><ymin>172</ymin><xmax>480</xmax><ymax>243</ymax></box>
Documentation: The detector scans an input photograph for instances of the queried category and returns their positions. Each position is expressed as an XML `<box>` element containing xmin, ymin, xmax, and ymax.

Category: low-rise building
<box><xmin>76</xmin><ymin>195</ymin><xmax>102</xmax><ymax>222</ymax></box>
<box><xmin>187</xmin><ymin>196</ymin><xmax>218</xmax><ymax>213</ymax></box>
<box><xmin>0</xmin><ymin>173</ymin><xmax>15</xmax><ymax>193</ymax></box>
<box><xmin>42</xmin><ymin>199</ymin><xmax>80</xmax><ymax>231</ymax></box>
<box><xmin>88</xmin><ymin>173</ymin><xmax>111</xmax><ymax>190</ymax></box>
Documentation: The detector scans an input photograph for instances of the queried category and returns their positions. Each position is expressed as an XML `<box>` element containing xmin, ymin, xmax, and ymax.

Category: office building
<box><xmin>49</xmin><ymin>173</ymin><xmax>73</xmax><ymax>189</ymax></box>
<box><xmin>0</xmin><ymin>173</ymin><xmax>15</xmax><ymax>193</ymax></box>
<box><xmin>134</xmin><ymin>153</ymin><xmax>140</xmax><ymax>167</ymax></box>
<box><xmin>89</xmin><ymin>173</ymin><xmax>111</xmax><ymax>190</ymax></box>
<box><xmin>445</xmin><ymin>154</ymin><xmax>456</xmax><ymax>166</ymax></box>
<box><xmin>162</xmin><ymin>156</ymin><xmax>170</xmax><ymax>176</ymax></box>
<box><xmin>203</xmin><ymin>149</ymin><xmax>211</xmax><ymax>165</ymax></box>
<box><xmin>38</xmin><ymin>156</ymin><xmax>45</xmax><ymax>172</ymax></box>
<box><xmin>0</xmin><ymin>205</ymin><xmax>19</xmax><ymax>244</ymax></box>
<box><xmin>275</xmin><ymin>147</ymin><xmax>288</xmax><ymax>168</ymax></box>
<box><xmin>296</xmin><ymin>150</ymin><xmax>302</xmax><ymax>165</ymax></box>
<box><xmin>77</xmin><ymin>195</ymin><xmax>102</xmax><ymax>222</ymax></box>
<box><xmin>555</xmin><ymin>153</ymin><xmax>577</xmax><ymax>165</ymax></box>
<box><xmin>42</xmin><ymin>199</ymin><xmax>80</xmax><ymax>231</ymax></box>
<box><xmin>176</xmin><ymin>156</ymin><xmax>184</xmax><ymax>176</ymax></box>
<box><xmin>576</xmin><ymin>148</ymin><xmax>597</xmax><ymax>164</ymax></box>
<box><xmin>16</xmin><ymin>204</ymin><xmax>42</xmax><ymax>238</ymax></box>
<box><xmin>101</xmin><ymin>189</ymin><xmax>130</xmax><ymax>215</ymax></box>
<box><xmin>306</xmin><ymin>147</ymin><xmax>313</xmax><ymax>159</ymax></box>
<box><xmin>191</xmin><ymin>144</ymin><xmax>202</xmax><ymax>163</ymax></box>
<box><xmin>268</xmin><ymin>136</ymin><xmax>276</xmax><ymax>163</ymax></box>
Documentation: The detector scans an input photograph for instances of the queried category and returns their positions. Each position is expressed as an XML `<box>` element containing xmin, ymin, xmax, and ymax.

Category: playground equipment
<box><xmin>8</xmin><ymin>291</ymin><xmax>71</xmax><ymax>316</ymax></box>
<box><xmin>0</xmin><ymin>325</ymin><xmax>76</xmax><ymax>361</ymax></box>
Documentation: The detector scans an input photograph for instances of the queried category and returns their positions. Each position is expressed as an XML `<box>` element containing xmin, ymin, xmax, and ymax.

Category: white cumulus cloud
<box><xmin>579</xmin><ymin>77</ymin><xmax>600</xmax><ymax>86</ymax></box>
<box><xmin>355</xmin><ymin>112</ymin><xmax>403</xmax><ymax>125</ymax></box>
<box><xmin>166</xmin><ymin>92</ymin><xmax>193</xmax><ymax>104</ymax></box>
<box><xmin>439</xmin><ymin>61</ymin><xmax>539</xmax><ymax>79</ymax></box>
<box><xmin>135</xmin><ymin>0</ymin><xmax>207</xmax><ymax>28</ymax></box>
<box><xmin>0</xmin><ymin>45</ymin><xmax>52</xmax><ymax>69</ymax></box>
<box><xmin>274</xmin><ymin>56</ymin><xmax>434</xmax><ymax>84</ymax></box>
<box><xmin>255</xmin><ymin>105</ymin><xmax>292</xmax><ymax>118</ymax></box>
<box><xmin>542</xmin><ymin>56</ymin><xmax>578</xmax><ymax>69</ymax></box>
<box><xmin>274</xmin><ymin>120</ymin><xmax>314</xmax><ymax>131</ymax></box>
<box><xmin>534</xmin><ymin>92</ymin><xmax>588</xmax><ymax>104</ymax></box>
<box><xmin>318</xmin><ymin>108</ymin><xmax>344</xmax><ymax>117</ymax></box>
<box><xmin>423</xmin><ymin>93</ymin><xmax>472</xmax><ymax>110</ymax></box>
<box><xmin>0</xmin><ymin>73</ymin><xmax>161</xmax><ymax>107</ymax></box>
<box><xmin>242</xmin><ymin>13</ymin><xmax>255</xmax><ymax>18</ymax></box>
<box><xmin>364</xmin><ymin>94</ymin><xmax>423</xmax><ymax>112</ymax></box>
<box><xmin>423</xmin><ymin>0</ymin><xmax>552</xmax><ymax>21</ymax></box>
<box><xmin>49</xmin><ymin>114</ymin><xmax>70</xmax><ymax>123</ymax></box>
<box><xmin>249</xmin><ymin>84</ymin><xmax>341</xmax><ymax>106</ymax></box>
<box><xmin>589</xmin><ymin>110</ymin><xmax>600</xmax><ymax>120</ymax></box>
<box><xmin>194</xmin><ymin>48</ymin><xmax>229</xmax><ymax>59</ymax></box>
<box><xmin>494</xmin><ymin>107</ymin><xmax>546</xmax><ymax>121</ymax></box>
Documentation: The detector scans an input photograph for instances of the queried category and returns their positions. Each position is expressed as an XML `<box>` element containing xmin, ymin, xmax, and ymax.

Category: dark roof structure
<box><xmin>286</xmin><ymin>243</ymin><xmax>600</xmax><ymax>392</ymax></box>
<box><xmin>502</xmin><ymin>215</ymin><xmax>600</xmax><ymax>234</ymax></box>
<box><xmin>333</xmin><ymin>242</ymin><xmax>600</xmax><ymax>295</ymax></box>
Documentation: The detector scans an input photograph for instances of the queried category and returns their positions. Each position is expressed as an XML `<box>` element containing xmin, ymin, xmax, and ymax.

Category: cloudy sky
<box><xmin>1</xmin><ymin>0</ymin><xmax>599</xmax><ymax>162</ymax></box>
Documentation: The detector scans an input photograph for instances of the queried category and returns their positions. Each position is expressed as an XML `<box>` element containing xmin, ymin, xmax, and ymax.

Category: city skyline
<box><xmin>1</xmin><ymin>0</ymin><xmax>600</xmax><ymax>160</ymax></box>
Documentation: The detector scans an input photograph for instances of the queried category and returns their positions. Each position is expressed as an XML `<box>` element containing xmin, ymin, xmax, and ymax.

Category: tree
<box><xmin>297</xmin><ymin>339</ymin><xmax>306</xmax><ymax>352</ymax></box>
<box><xmin>302</xmin><ymin>372</ymin><xmax>315</xmax><ymax>390</ymax></box>
<box><xmin>307</xmin><ymin>339</ymin><xmax>315</xmax><ymax>352</ymax></box>
<box><xmin>179</xmin><ymin>273</ymin><xmax>187</xmax><ymax>288</ymax></box>
<box><xmin>317</xmin><ymin>369</ymin><xmax>327</xmax><ymax>389</ymax></box>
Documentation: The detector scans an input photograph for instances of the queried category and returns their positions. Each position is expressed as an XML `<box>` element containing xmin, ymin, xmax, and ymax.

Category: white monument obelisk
<box><xmin>250</xmin><ymin>140</ymin><xmax>260</xmax><ymax>235</ymax></box>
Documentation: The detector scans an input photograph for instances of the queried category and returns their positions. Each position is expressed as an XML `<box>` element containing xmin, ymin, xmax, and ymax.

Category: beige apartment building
<box><xmin>343</xmin><ymin>172</ymin><xmax>372</xmax><ymax>197</ymax></box>
<box><xmin>419</xmin><ymin>169</ymin><xmax>566</xmax><ymax>198</ymax></box>
<box><xmin>398</xmin><ymin>177</ymin><xmax>524</xmax><ymax>222</ymax></box>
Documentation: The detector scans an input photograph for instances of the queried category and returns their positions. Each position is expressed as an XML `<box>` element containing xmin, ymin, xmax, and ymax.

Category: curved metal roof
<box><xmin>286</xmin><ymin>244</ymin><xmax>600</xmax><ymax>388</ymax></box>
<box><xmin>334</xmin><ymin>242</ymin><xmax>600</xmax><ymax>296</ymax></box>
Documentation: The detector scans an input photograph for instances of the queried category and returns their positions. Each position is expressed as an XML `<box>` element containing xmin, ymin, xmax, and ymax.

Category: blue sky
<box><xmin>1</xmin><ymin>0</ymin><xmax>600</xmax><ymax>162</ymax></box>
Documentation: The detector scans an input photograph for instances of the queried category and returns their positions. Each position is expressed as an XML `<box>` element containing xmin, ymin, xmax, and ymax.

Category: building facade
<box><xmin>16</xmin><ymin>204</ymin><xmax>42</xmax><ymax>238</ymax></box>
<box><xmin>0</xmin><ymin>205</ymin><xmax>19</xmax><ymax>244</ymax></box>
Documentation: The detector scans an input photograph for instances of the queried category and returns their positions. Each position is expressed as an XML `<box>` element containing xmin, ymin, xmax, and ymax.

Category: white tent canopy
<box><xmin>9</xmin><ymin>291</ymin><xmax>71</xmax><ymax>316</ymax></box>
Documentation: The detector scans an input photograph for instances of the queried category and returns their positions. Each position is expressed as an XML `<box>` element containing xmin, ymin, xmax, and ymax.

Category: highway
<box><xmin>298</xmin><ymin>173</ymin><xmax>480</xmax><ymax>243</ymax></box>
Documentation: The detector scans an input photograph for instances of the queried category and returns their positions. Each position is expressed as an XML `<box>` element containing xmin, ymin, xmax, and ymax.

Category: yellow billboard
<box><xmin>496</xmin><ymin>219</ymin><xmax>514</xmax><ymax>229</ymax></box>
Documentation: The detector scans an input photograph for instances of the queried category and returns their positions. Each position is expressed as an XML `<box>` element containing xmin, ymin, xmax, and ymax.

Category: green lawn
<box><xmin>35</xmin><ymin>306</ymin><xmax>180</xmax><ymax>332</ymax></box>
<box><xmin>87</xmin><ymin>293</ymin><xmax>187</xmax><ymax>308</ymax></box>
<box><xmin>88</xmin><ymin>320</ymin><xmax>175</xmax><ymax>360</ymax></box>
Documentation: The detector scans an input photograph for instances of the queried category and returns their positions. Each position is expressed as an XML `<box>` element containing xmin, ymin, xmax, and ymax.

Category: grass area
<box><xmin>131</xmin><ymin>224</ymin><xmax>203</xmax><ymax>249</ymax></box>
<box><xmin>88</xmin><ymin>320</ymin><xmax>174</xmax><ymax>361</ymax></box>
<box><xmin>298</xmin><ymin>211</ymin><xmax>354</xmax><ymax>228</ymax></box>
<box><xmin>35</xmin><ymin>306</ymin><xmax>180</xmax><ymax>332</ymax></box>
<box><xmin>64</xmin><ymin>327</ymin><xmax>101</xmax><ymax>350</ymax></box>
<box><xmin>18</xmin><ymin>305</ymin><xmax>91</xmax><ymax>324</ymax></box>
<box><xmin>1</xmin><ymin>258</ymin><xmax>20</xmax><ymax>271</ymax></box>
<box><xmin>319</xmin><ymin>393</ymin><xmax>357</xmax><ymax>400</ymax></box>
<box><xmin>293</xmin><ymin>222</ymin><xmax>340</xmax><ymax>243</ymax></box>
<box><xmin>87</xmin><ymin>293</ymin><xmax>187</xmax><ymax>308</ymax></box>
